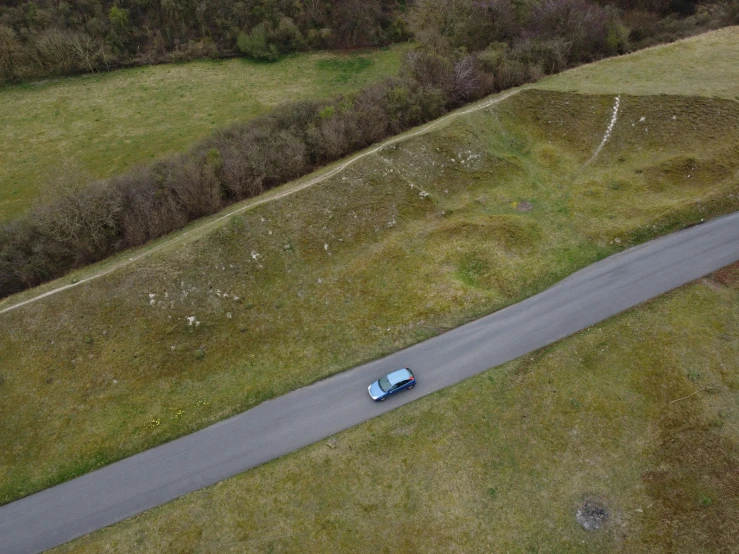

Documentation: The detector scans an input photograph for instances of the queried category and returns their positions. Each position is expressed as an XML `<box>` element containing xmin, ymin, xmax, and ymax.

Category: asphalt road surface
<box><xmin>2</xmin><ymin>211</ymin><xmax>739</xmax><ymax>554</ymax></box>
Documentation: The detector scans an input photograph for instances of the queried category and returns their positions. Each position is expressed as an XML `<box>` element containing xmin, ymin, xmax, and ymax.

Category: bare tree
<box><xmin>165</xmin><ymin>157</ymin><xmax>222</xmax><ymax>219</ymax></box>
<box><xmin>0</xmin><ymin>25</ymin><xmax>25</xmax><ymax>82</ymax></box>
<box><xmin>32</xmin><ymin>29</ymin><xmax>79</xmax><ymax>74</ymax></box>
<box><xmin>32</xmin><ymin>161</ymin><xmax>122</xmax><ymax>262</ymax></box>
<box><xmin>333</xmin><ymin>0</ymin><xmax>383</xmax><ymax>47</ymax></box>
<box><xmin>68</xmin><ymin>32</ymin><xmax>105</xmax><ymax>73</ymax></box>
<box><xmin>451</xmin><ymin>55</ymin><xmax>494</xmax><ymax>105</ymax></box>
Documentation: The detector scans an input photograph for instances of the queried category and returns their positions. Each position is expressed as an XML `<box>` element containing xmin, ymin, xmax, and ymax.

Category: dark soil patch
<box><xmin>712</xmin><ymin>261</ymin><xmax>739</xmax><ymax>289</ymax></box>
<box><xmin>576</xmin><ymin>498</ymin><xmax>609</xmax><ymax>531</ymax></box>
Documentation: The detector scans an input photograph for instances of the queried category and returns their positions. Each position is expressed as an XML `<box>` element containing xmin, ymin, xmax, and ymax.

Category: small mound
<box><xmin>431</xmin><ymin>215</ymin><xmax>543</xmax><ymax>251</ymax></box>
<box><xmin>644</xmin><ymin>154</ymin><xmax>733</xmax><ymax>193</ymax></box>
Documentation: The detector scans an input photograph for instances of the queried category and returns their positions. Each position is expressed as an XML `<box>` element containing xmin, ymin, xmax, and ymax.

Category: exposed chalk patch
<box><xmin>586</xmin><ymin>95</ymin><xmax>621</xmax><ymax>165</ymax></box>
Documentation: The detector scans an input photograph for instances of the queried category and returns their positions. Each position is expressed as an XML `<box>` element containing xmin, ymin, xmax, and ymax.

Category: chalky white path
<box><xmin>1</xmin><ymin>211</ymin><xmax>738</xmax><ymax>554</ymax></box>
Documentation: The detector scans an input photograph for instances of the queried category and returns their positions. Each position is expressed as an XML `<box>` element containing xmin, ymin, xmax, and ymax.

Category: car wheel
<box><xmin>408</xmin><ymin>384</ymin><xmax>414</xmax><ymax>390</ymax></box>
<box><xmin>379</xmin><ymin>397</ymin><xmax>386</xmax><ymax>402</ymax></box>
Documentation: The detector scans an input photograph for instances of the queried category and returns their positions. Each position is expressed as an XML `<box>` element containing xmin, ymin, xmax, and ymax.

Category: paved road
<box><xmin>2</xmin><ymin>212</ymin><xmax>739</xmax><ymax>554</ymax></box>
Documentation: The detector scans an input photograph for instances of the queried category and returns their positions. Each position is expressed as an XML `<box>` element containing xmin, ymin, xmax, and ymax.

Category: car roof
<box><xmin>387</xmin><ymin>368</ymin><xmax>412</xmax><ymax>385</ymax></box>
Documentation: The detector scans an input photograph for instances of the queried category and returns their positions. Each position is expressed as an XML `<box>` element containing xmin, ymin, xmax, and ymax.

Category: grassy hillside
<box><xmin>51</xmin><ymin>262</ymin><xmax>739</xmax><ymax>554</ymax></box>
<box><xmin>0</xmin><ymin>45</ymin><xmax>406</xmax><ymax>220</ymax></box>
<box><xmin>1</xmin><ymin>80</ymin><xmax>738</xmax><ymax>506</ymax></box>
<box><xmin>535</xmin><ymin>26</ymin><xmax>739</xmax><ymax>99</ymax></box>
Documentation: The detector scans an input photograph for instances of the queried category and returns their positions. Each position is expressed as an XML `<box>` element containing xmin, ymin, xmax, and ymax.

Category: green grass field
<box><xmin>0</xmin><ymin>45</ymin><xmax>407</xmax><ymax>220</ymax></box>
<box><xmin>536</xmin><ymin>26</ymin><xmax>739</xmax><ymax>99</ymax></box>
<box><xmin>52</xmin><ymin>263</ymin><xmax>739</xmax><ymax>553</ymax></box>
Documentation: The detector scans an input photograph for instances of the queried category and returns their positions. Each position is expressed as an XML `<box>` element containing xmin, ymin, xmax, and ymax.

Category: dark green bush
<box><xmin>237</xmin><ymin>24</ymin><xmax>279</xmax><ymax>62</ymax></box>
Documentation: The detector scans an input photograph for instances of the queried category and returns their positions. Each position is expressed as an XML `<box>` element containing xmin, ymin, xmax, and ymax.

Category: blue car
<box><xmin>368</xmin><ymin>368</ymin><xmax>416</xmax><ymax>402</ymax></box>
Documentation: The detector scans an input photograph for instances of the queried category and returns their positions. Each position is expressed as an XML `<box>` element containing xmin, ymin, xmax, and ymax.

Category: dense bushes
<box><xmin>0</xmin><ymin>0</ymin><xmax>409</xmax><ymax>83</ymax></box>
<box><xmin>1</xmin><ymin>0</ymin><xmax>734</xmax><ymax>84</ymax></box>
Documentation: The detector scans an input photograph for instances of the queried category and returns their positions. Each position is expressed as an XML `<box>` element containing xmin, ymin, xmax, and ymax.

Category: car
<box><xmin>368</xmin><ymin>367</ymin><xmax>415</xmax><ymax>402</ymax></box>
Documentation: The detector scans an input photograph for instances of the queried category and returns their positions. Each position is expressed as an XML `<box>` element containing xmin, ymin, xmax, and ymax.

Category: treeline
<box><xmin>1</xmin><ymin>0</ymin><xmax>738</xmax><ymax>297</ymax></box>
<box><xmin>2</xmin><ymin>0</ymin><xmax>737</xmax><ymax>84</ymax></box>
<box><xmin>0</xmin><ymin>0</ymin><xmax>410</xmax><ymax>83</ymax></box>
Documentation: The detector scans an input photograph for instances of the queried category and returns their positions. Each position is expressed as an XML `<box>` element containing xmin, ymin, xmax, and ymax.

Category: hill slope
<box><xmin>1</xmin><ymin>28</ymin><xmax>738</xmax><ymax>509</ymax></box>
<box><xmin>52</xmin><ymin>264</ymin><xmax>739</xmax><ymax>554</ymax></box>
<box><xmin>535</xmin><ymin>25</ymin><xmax>739</xmax><ymax>99</ymax></box>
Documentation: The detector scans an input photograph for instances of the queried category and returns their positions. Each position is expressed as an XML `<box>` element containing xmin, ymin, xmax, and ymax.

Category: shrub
<box><xmin>623</xmin><ymin>10</ymin><xmax>664</xmax><ymax>43</ymax></box>
<box><xmin>274</xmin><ymin>17</ymin><xmax>305</xmax><ymax>53</ymax></box>
<box><xmin>402</xmin><ymin>50</ymin><xmax>454</xmax><ymax>95</ymax></box>
<box><xmin>31</xmin><ymin>165</ymin><xmax>122</xmax><ymax>264</ymax></box>
<box><xmin>238</xmin><ymin>24</ymin><xmax>279</xmax><ymax>62</ymax></box>
<box><xmin>111</xmin><ymin>163</ymin><xmax>196</xmax><ymax>248</ymax></box>
<box><xmin>0</xmin><ymin>25</ymin><xmax>27</xmax><ymax>82</ymax></box>
<box><xmin>511</xmin><ymin>38</ymin><xmax>572</xmax><ymax>75</ymax></box>
<box><xmin>528</xmin><ymin>0</ymin><xmax>610</xmax><ymax>62</ymax></box>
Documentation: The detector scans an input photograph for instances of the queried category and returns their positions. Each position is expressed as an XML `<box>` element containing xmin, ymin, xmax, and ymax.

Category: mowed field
<box><xmin>0</xmin><ymin>45</ymin><xmax>407</xmax><ymax>220</ymax></box>
<box><xmin>52</xmin><ymin>263</ymin><xmax>739</xmax><ymax>554</ymax></box>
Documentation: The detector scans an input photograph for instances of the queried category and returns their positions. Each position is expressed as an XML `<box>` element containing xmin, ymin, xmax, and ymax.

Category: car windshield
<box><xmin>378</xmin><ymin>376</ymin><xmax>392</xmax><ymax>392</ymax></box>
